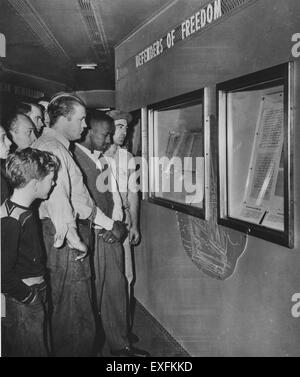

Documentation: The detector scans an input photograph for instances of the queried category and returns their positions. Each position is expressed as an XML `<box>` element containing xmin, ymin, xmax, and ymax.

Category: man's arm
<box><xmin>93</xmin><ymin>206</ymin><xmax>114</xmax><ymax>230</ymax></box>
<box><xmin>127</xmin><ymin>153</ymin><xmax>140</xmax><ymax>245</ymax></box>
<box><xmin>128</xmin><ymin>190</ymin><xmax>140</xmax><ymax>245</ymax></box>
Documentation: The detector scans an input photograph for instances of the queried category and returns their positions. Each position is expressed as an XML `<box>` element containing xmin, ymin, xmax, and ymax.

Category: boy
<box><xmin>1</xmin><ymin>147</ymin><xmax>60</xmax><ymax>357</ymax></box>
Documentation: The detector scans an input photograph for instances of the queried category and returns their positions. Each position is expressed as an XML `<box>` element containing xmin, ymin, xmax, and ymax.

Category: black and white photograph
<box><xmin>0</xmin><ymin>0</ymin><xmax>300</xmax><ymax>360</ymax></box>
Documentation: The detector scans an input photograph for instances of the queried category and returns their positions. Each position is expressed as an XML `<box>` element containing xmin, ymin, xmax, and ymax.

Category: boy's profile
<box><xmin>1</xmin><ymin>147</ymin><xmax>60</xmax><ymax>357</ymax></box>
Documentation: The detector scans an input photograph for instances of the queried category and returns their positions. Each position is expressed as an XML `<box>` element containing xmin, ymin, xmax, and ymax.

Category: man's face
<box><xmin>65</xmin><ymin>104</ymin><xmax>87</xmax><ymax>141</ymax></box>
<box><xmin>90</xmin><ymin>121</ymin><xmax>113</xmax><ymax>152</ymax></box>
<box><xmin>11</xmin><ymin>116</ymin><xmax>37</xmax><ymax>149</ymax></box>
<box><xmin>29</xmin><ymin>105</ymin><xmax>44</xmax><ymax>132</ymax></box>
<box><xmin>113</xmin><ymin>121</ymin><xmax>128</xmax><ymax>146</ymax></box>
<box><xmin>35</xmin><ymin>171</ymin><xmax>55</xmax><ymax>199</ymax></box>
<box><xmin>0</xmin><ymin>126</ymin><xmax>12</xmax><ymax>159</ymax></box>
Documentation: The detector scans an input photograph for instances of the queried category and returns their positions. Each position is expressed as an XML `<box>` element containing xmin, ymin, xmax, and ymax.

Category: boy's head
<box><xmin>6</xmin><ymin>148</ymin><xmax>60</xmax><ymax>200</ymax></box>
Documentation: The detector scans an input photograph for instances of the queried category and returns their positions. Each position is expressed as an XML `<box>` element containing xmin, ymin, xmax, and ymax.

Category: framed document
<box><xmin>217</xmin><ymin>63</ymin><xmax>294</xmax><ymax>247</ymax></box>
<box><xmin>148</xmin><ymin>88</ymin><xmax>206</xmax><ymax>218</ymax></box>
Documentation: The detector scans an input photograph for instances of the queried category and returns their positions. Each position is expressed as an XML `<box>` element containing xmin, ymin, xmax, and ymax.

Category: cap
<box><xmin>106</xmin><ymin>109</ymin><xmax>132</xmax><ymax>125</ymax></box>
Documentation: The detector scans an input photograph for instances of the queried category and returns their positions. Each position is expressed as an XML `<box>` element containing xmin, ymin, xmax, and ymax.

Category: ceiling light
<box><xmin>76</xmin><ymin>63</ymin><xmax>98</xmax><ymax>70</ymax></box>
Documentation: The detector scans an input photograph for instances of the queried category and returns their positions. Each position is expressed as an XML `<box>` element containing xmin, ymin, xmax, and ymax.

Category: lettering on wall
<box><xmin>133</xmin><ymin>0</ymin><xmax>256</xmax><ymax>70</ymax></box>
<box><xmin>135</xmin><ymin>0</ymin><xmax>222</xmax><ymax>68</ymax></box>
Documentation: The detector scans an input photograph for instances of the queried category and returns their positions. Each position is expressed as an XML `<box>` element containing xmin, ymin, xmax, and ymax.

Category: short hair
<box><xmin>6</xmin><ymin>148</ymin><xmax>60</xmax><ymax>189</ymax></box>
<box><xmin>48</xmin><ymin>93</ymin><xmax>85</xmax><ymax>127</ymax></box>
<box><xmin>6</xmin><ymin>113</ymin><xmax>34</xmax><ymax>133</ymax></box>
<box><xmin>86</xmin><ymin>110</ymin><xmax>115</xmax><ymax>131</ymax></box>
<box><xmin>15</xmin><ymin>102</ymin><xmax>32</xmax><ymax>116</ymax></box>
<box><xmin>15</xmin><ymin>102</ymin><xmax>43</xmax><ymax>115</ymax></box>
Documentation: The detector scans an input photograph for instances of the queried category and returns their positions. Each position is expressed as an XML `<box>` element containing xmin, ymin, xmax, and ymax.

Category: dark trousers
<box><xmin>94</xmin><ymin>229</ymin><xmax>129</xmax><ymax>351</ymax></box>
<box><xmin>42</xmin><ymin>219</ymin><xmax>95</xmax><ymax>357</ymax></box>
<box><xmin>2</xmin><ymin>290</ymin><xmax>48</xmax><ymax>357</ymax></box>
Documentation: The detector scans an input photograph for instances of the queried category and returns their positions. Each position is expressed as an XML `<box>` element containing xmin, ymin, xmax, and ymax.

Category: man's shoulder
<box><xmin>33</xmin><ymin>130</ymin><xmax>68</xmax><ymax>152</ymax></box>
<box><xmin>73</xmin><ymin>144</ymin><xmax>94</xmax><ymax>167</ymax></box>
<box><xmin>33</xmin><ymin>136</ymin><xmax>70</xmax><ymax>165</ymax></box>
<box><xmin>33</xmin><ymin>135</ymin><xmax>62</xmax><ymax>150</ymax></box>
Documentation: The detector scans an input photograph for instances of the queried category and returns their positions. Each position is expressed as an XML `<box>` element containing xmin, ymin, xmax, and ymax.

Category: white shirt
<box><xmin>33</xmin><ymin>128</ymin><xmax>95</xmax><ymax>242</ymax></box>
<box><xmin>106</xmin><ymin>146</ymin><xmax>138</xmax><ymax>210</ymax></box>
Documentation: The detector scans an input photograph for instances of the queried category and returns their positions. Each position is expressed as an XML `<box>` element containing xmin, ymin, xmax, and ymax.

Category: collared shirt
<box><xmin>32</xmin><ymin>128</ymin><xmax>95</xmax><ymax>241</ymax></box>
<box><xmin>75</xmin><ymin>143</ymin><xmax>123</xmax><ymax>222</ymax></box>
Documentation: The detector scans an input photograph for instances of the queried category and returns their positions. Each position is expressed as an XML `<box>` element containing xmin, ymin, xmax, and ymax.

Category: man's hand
<box><xmin>66</xmin><ymin>226</ymin><xmax>88</xmax><ymax>261</ymax></box>
<box><xmin>102</xmin><ymin>230</ymin><xmax>117</xmax><ymax>244</ymax></box>
<box><xmin>111</xmin><ymin>221</ymin><xmax>128</xmax><ymax>242</ymax></box>
<box><xmin>129</xmin><ymin>226</ymin><xmax>140</xmax><ymax>246</ymax></box>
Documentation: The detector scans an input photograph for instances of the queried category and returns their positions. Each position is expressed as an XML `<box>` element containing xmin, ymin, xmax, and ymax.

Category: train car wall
<box><xmin>115</xmin><ymin>0</ymin><xmax>300</xmax><ymax>356</ymax></box>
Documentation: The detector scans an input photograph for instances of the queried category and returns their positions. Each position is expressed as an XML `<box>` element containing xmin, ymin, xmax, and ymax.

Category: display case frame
<box><xmin>147</xmin><ymin>88</ymin><xmax>209</xmax><ymax>219</ymax></box>
<box><xmin>217</xmin><ymin>63</ymin><xmax>294</xmax><ymax>248</ymax></box>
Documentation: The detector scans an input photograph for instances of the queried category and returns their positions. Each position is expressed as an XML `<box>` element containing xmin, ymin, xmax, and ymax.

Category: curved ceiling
<box><xmin>0</xmin><ymin>0</ymin><xmax>173</xmax><ymax>90</ymax></box>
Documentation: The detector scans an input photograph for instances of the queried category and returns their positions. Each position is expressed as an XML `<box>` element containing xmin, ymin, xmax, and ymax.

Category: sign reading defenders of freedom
<box><xmin>135</xmin><ymin>0</ymin><xmax>222</xmax><ymax>68</ymax></box>
<box><xmin>134</xmin><ymin>0</ymin><xmax>255</xmax><ymax>69</ymax></box>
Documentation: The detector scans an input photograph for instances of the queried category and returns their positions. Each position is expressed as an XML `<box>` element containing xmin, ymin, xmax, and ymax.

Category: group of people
<box><xmin>1</xmin><ymin>93</ymin><xmax>149</xmax><ymax>357</ymax></box>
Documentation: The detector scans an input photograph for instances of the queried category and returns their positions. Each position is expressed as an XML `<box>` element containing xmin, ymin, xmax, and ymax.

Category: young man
<box><xmin>106</xmin><ymin>110</ymin><xmax>140</xmax><ymax>309</ymax></box>
<box><xmin>1</xmin><ymin>148</ymin><xmax>60</xmax><ymax>357</ymax></box>
<box><xmin>15</xmin><ymin>102</ymin><xmax>45</xmax><ymax>135</ymax></box>
<box><xmin>7</xmin><ymin>113</ymin><xmax>37</xmax><ymax>150</ymax></box>
<box><xmin>74</xmin><ymin>110</ymin><xmax>148</xmax><ymax>357</ymax></box>
<box><xmin>32</xmin><ymin>93</ymin><xmax>126</xmax><ymax>356</ymax></box>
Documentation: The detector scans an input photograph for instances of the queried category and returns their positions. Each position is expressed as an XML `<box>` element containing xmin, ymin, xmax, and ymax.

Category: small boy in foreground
<box><xmin>1</xmin><ymin>147</ymin><xmax>60</xmax><ymax>357</ymax></box>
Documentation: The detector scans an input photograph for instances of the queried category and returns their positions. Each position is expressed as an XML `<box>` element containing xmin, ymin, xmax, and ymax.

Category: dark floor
<box><xmin>100</xmin><ymin>299</ymin><xmax>190</xmax><ymax>357</ymax></box>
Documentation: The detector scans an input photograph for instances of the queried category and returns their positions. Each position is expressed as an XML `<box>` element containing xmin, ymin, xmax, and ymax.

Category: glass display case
<box><xmin>148</xmin><ymin>89</ymin><xmax>206</xmax><ymax>218</ymax></box>
<box><xmin>217</xmin><ymin>63</ymin><xmax>294</xmax><ymax>247</ymax></box>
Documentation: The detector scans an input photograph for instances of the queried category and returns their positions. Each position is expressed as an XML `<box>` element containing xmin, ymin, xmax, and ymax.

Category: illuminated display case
<box><xmin>148</xmin><ymin>89</ymin><xmax>207</xmax><ymax>218</ymax></box>
<box><xmin>217</xmin><ymin>63</ymin><xmax>294</xmax><ymax>247</ymax></box>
